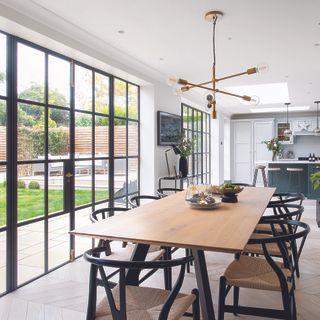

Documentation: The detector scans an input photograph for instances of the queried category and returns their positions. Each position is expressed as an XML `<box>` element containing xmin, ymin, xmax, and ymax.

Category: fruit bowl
<box><xmin>217</xmin><ymin>184</ymin><xmax>244</xmax><ymax>203</ymax></box>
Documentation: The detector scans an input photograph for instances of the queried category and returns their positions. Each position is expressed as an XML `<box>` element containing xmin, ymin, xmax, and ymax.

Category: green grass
<box><xmin>0</xmin><ymin>187</ymin><xmax>108</xmax><ymax>226</ymax></box>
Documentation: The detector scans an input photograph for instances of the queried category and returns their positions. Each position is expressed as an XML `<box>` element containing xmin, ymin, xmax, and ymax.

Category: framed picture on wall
<box><xmin>157</xmin><ymin>111</ymin><xmax>181</xmax><ymax>146</ymax></box>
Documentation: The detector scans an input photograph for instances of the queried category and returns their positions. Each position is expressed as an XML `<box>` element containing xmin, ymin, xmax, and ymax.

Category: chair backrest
<box><xmin>270</xmin><ymin>193</ymin><xmax>305</xmax><ymax>206</ymax></box>
<box><xmin>129</xmin><ymin>195</ymin><xmax>161</xmax><ymax>208</ymax></box>
<box><xmin>248</xmin><ymin>219</ymin><xmax>310</xmax><ymax>289</ymax></box>
<box><xmin>90</xmin><ymin>207</ymin><xmax>130</xmax><ymax>223</ymax></box>
<box><xmin>264</xmin><ymin>203</ymin><xmax>304</xmax><ymax>222</ymax></box>
<box><xmin>84</xmin><ymin>246</ymin><xmax>193</xmax><ymax>320</ymax></box>
<box><xmin>156</xmin><ymin>188</ymin><xmax>183</xmax><ymax>198</ymax></box>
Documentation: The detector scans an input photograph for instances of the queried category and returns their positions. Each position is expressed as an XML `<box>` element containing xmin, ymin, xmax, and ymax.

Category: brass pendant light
<box><xmin>284</xmin><ymin>102</ymin><xmax>292</xmax><ymax>137</ymax></box>
<box><xmin>168</xmin><ymin>11</ymin><xmax>266</xmax><ymax>119</ymax></box>
<box><xmin>314</xmin><ymin>100</ymin><xmax>320</xmax><ymax>136</ymax></box>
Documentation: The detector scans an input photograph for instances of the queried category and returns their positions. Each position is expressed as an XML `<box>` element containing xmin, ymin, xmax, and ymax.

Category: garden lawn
<box><xmin>0</xmin><ymin>187</ymin><xmax>108</xmax><ymax>226</ymax></box>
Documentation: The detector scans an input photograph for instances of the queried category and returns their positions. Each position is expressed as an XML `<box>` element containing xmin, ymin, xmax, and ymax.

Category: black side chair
<box><xmin>248</xmin><ymin>204</ymin><xmax>306</xmax><ymax>278</ymax></box>
<box><xmin>84</xmin><ymin>247</ymin><xmax>200</xmax><ymax>320</ymax></box>
<box><xmin>218</xmin><ymin>219</ymin><xmax>310</xmax><ymax>320</ymax></box>
<box><xmin>156</xmin><ymin>188</ymin><xmax>184</xmax><ymax>198</ymax></box>
<box><xmin>90</xmin><ymin>207</ymin><xmax>165</xmax><ymax>284</ymax></box>
<box><xmin>128</xmin><ymin>195</ymin><xmax>161</xmax><ymax>208</ymax></box>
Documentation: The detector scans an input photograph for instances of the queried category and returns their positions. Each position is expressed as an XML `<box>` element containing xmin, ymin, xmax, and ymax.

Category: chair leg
<box><xmin>186</xmin><ymin>248</ymin><xmax>191</xmax><ymax>273</ymax></box>
<box><xmin>191</xmin><ymin>288</ymin><xmax>200</xmax><ymax>320</ymax></box>
<box><xmin>233</xmin><ymin>286</ymin><xmax>239</xmax><ymax>316</ymax></box>
<box><xmin>218</xmin><ymin>276</ymin><xmax>227</xmax><ymax>320</ymax></box>
<box><xmin>291</xmin><ymin>291</ymin><xmax>297</xmax><ymax>320</ymax></box>
<box><xmin>281</xmin><ymin>288</ymin><xmax>292</xmax><ymax>320</ymax></box>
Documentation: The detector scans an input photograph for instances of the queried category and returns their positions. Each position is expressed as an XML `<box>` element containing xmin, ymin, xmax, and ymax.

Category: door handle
<box><xmin>65</xmin><ymin>172</ymin><xmax>73</xmax><ymax>178</ymax></box>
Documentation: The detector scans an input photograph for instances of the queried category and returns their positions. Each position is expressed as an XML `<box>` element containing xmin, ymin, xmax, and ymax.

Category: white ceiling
<box><xmin>1</xmin><ymin>0</ymin><xmax>320</xmax><ymax>115</ymax></box>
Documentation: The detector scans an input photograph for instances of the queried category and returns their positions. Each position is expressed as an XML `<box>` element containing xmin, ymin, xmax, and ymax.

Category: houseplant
<box><xmin>310</xmin><ymin>171</ymin><xmax>320</xmax><ymax>227</ymax></box>
<box><xmin>176</xmin><ymin>134</ymin><xmax>194</xmax><ymax>177</ymax></box>
<box><xmin>263</xmin><ymin>138</ymin><xmax>283</xmax><ymax>161</ymax></box>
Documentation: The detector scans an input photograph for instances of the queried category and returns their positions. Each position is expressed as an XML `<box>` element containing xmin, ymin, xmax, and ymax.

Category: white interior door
<box><xmin>233</xmin><ymin>121</ymin><xmax>252</xmax><ymax>184</ymax></box>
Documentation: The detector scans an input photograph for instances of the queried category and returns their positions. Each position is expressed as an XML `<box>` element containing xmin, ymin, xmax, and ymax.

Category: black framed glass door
<box><xmin>0</xmin><ymin>30</ymin><xmax>140</xmax><ymax>294</ymax></box>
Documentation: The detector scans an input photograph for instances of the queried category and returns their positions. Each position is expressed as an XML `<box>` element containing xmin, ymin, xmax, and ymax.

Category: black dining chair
<box><xmin>156</xmin><ymin>187</ymin><xmax>184</xmax><ymax>198</ymax></box>
<box><xmin>84</xmin><ymin>246</ymin><xmax>200</xmax><ymax>320</ymax></box>
<box><xmin>90</xmin><ymin>207</ymin><xmax>165</xmax><ymax>285</ymax></box>
<box><xmin>128</xmin><ymin>195</ymin><xmax>161</xmax><ymax>208</ymax></box>
<box><xmin>248</xmin><ymin>203</ymin><xmax>306</xmax><ymax>278</ymax></box>
<box><xmin>218</xmin><ymin>219</ymin><xmax>310</xmax><ymax>320</ymax></box>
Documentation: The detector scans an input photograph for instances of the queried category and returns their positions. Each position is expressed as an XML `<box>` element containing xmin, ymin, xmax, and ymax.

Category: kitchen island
<box><xmin>264</xmin><ymin>160</ymin><xmax>320</xmax><ymax>199</ymax></box>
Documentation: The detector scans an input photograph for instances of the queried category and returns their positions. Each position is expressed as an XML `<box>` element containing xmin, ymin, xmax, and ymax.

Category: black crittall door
<box><xmin>0</xmin><ymin>31</ymin><xmax>140</xmax><ymax>295</ymax></box>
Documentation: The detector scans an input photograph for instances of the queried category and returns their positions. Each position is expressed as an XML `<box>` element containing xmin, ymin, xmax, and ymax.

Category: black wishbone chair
<box><xmin>156</xmin><ymin>188</ymin><xmax>184</xmax><ymax>198</ymax></box>
<box><xmin>90</xmin><ymin>208</ymin><xmax>165</xmax><ymax>286</ymax></box>
<box><xmin>218</xmin><ymin>219</ymin><xmax>310</xmax><ymax>320</ymax></box>
<box><xmin>250</xmin><ymin>204</ymin><xmax>306</xmax><ymax>278</ymax></box>
<box><xmin>84</xmin><ymin>247</ymin><xmax>200</xmax><ymax>320</ymax></box>
<box><xmin>128</xmin><ymin>195</ymin><xmax>161</xmax><ymax>208</ymax></box>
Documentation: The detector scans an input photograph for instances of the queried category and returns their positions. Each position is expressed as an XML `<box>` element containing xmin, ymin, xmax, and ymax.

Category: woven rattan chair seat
<box><xmin>224</xmin><ymin>255</ymin><xmax>291</xmax><ymax>292</ymax></box>
<box><xmin>244</xmin><ymin>233</ymin><xmax>291</xmax><ymax>256</ymax></box>
<box><xmin>101</xmin><ymin>244</ymin><xmax>164</xmax><ymax>262</ymax></box>
<box><xmin>96</xmin><ymin>285</ymin><xmax>196</xmax><ymax>320</ymax></box>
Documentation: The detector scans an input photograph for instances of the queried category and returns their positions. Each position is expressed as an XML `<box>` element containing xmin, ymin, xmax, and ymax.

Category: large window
<box><xmin>181</xmin><ymin>104</ymin><xmax>211</xmax><ymax>184</ymax></box>
<box><xmin>0</xmin><ymin>31</ymin><xmax>140</xmax><ymax>294</ymax></box>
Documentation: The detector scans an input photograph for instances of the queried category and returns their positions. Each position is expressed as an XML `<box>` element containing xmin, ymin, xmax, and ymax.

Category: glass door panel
<box><xmin>17</xmin><ymin>220</ymin><xmax>45</xmax><ymax>285</ymax></box>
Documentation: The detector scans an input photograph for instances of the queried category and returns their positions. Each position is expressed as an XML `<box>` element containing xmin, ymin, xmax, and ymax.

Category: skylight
<box><xmin>224</xmin><ymin>82</ymin><xmax>290</xmax><ymax>105</ymax></box>
<box><xmin>250</xmin><ymin>106</ymin><xmax>310</xmax><ymax>113</ymax></box>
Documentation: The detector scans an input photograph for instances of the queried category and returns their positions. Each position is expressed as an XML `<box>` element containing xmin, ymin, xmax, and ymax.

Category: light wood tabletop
<box><xmin>71</xmin><ymin>187</ymin><xmax>275</xmax><ymax>253</ymax></box>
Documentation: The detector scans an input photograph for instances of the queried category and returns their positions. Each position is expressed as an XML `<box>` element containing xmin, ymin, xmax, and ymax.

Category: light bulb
<box><xmin>249</xmin><ymin>95</ymin><xmax>260</xmax><ymax>106</ymax></box>
<box><xmin>314</xmin><ymin>127</ymin><xmax>320</xmax><ymax>136</ymax></box>
<box><xmin>256</xmin><ymin>62</ymin><xmax>269</xmax><ymax>74</ymax></box>
<box><xmin>284</xmin><ymin>128</ymin><xmax>292</xmax><ymax>137</ymax></box>
<box><xmin>167</xmin><ymin>75</ymin><xmax>178</xmax><ymax>87</ymax></box>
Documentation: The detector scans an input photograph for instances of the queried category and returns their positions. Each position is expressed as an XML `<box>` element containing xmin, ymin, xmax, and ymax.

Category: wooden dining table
<box><xmin>71</xmin><ymin>186</ymin><xmax>275</xmax><ymax>320</ymax></box>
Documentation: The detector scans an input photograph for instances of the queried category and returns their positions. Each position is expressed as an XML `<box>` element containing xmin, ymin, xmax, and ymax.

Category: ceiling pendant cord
<box><xmin>317</xmin><ymin>101</ymin><xmax>319</xmax><ymax>128</ymax></box>
<box><xmin>212</xmin><ymin>15</ymin><xmax>217</xmax><ymax>118</ymax></box>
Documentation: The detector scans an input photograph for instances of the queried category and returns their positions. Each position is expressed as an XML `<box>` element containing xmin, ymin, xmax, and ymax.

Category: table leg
<box><xmin>193</xmin><ymin>250</ymin><xmax>215</xmax><ymax>320</ymax></box>
<box><xmin>125</xmin><ymin>243</ymin><xmax>149</xmax><ymax>286</ymax></box>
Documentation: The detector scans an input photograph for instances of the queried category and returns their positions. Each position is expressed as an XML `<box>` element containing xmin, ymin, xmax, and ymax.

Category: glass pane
<box><xmin>183</xmin><ymin>106</ymin><xmax>188</xmax><ymax>129</ymax></box>
<box><xmin>48</xmin><ymin>55</ymin><xmax>70</xmax><ymax>107</ymax></box>
<box><xmin>114</xmin><ymin>196</ymin><xmax>127</xmax><ymax>208</ymax></box>
<box><xmin>18</xmin><ymin>220</ymin><xmax>44</xmax><ymax>285</ymax></box>
<box><xmin>0</xmin><ymin>100</ymin><xmax>6</xmax><ymax>161</ymax></box>
<box><xmin>95</xmin><ymin>160</ymin><xmax>109</xmax><ymax>202</ymax></box>
<box><xmin>75</xmin><ymin>206</ymin><xmax>92</xmax><ymax>257</ymax></box>
<box><xmin>128</xmin><ymin>84</ymin><xmax>138</xmax><ymax>119</ymax></box>
<box><xmin>75</xmin><ymin>112</ymin><xmax>92</xmax><ymax>158</ymax></box>
<box><xmin>114</xmin><ymin>79</ymin><xmax>126</xmax><ymax>118</ymax></box>
<box><xmin>114</xmin><ymin>119</ymin><xmax>126</xmax><ymax>157</ymax></box>
<box><xmin>75</xmin><ymin>160</ymin><xmax>92</xmax><ymax>207</ymax></box>
<box><xmin>95</xmin><ymin>115</ymin><xmax>109</xmax><ymax>157</ymax></box>
<box><xmin>95</xmin><ymin>73</ymin><xmax>109</xmax><ymax>114</ymax></box>
<box><xmin>114</xmin><ymin>159</ymin><xmax>126</xmax><ymax>198</ymax></box>
<box><xmin>128</xmin><ymin>158</ymin><xmax>138</xmax><ymax>194</ymax></box>
<box><xmin>128</xmin><ymin>121</ymin><xmax>138</xmax><ymax>156</ymax></box>
<box><xmin>0</xmin><ymin>231</ymin><xmax>5</xmax><ymax>294</ymax></box>
<box><xmin>48</xmin><ymin>108</ymin><xmax>70</xmax><ymax>159</ymax></box>
<box><xmin>48</xmin><ymin>215</ymin><xmax>69</xmax><ymax>269</ymax></box>
<box><xmin>0</xmin><ymin>33</ymin><xmax>6</xmax><ymax>96</ymax></box>
<box><xmin>48</xmin><ymin>162</ymin><xmax>64</xmax><ymax>214</ymax></box>
<box><xmin>17</xmin><ymin>103</ymin><xmax>45</xmax><ymax>161</ymax></box>
<box><xmin>17</xmin><ymin>43</ymin><xmax>45</xmax><ymax>103</ymax></box>
<box><xmin>18</xmin><ymin>164</ymin><xmax>44</xmax><ymax>222</ymax></box>
<box><xmin>75</xmin><ymin>65</ymin><xmax>92</xmax><ymax>111</ymax></box>
<box><xmin>0</xmin><ymin>166</ymin><xmax>6</xmax><ymax>227</ymax></box>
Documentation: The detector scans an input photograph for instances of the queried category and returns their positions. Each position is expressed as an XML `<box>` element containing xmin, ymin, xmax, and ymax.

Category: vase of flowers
<box><xmin>176</xmin><ymin>134</ymin><xmax>194</xmax><ymax>177</ymax></box>
<box><xmin>263</xmin><ymin>138</ymin><xmax>283</xmax><ymax>161</ymax></box>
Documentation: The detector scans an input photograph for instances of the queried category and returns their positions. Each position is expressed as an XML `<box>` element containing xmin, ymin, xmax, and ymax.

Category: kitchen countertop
<box><xmin>256</xmin><ymin>160</ymin><xmax>320</xmax><ymax>164</ymax></box>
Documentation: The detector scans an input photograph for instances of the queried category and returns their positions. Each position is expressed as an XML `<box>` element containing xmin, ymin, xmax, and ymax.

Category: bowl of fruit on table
<box><xmin>218</xmin><ymin>183</ymin><xmax>244</xmax><ymax>203</ymax></box>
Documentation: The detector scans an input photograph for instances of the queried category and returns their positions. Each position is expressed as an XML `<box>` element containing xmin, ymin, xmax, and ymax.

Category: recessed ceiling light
<box><xmin>285</xmin><ymin>75</ymin><xmax>289</xmax><ymax>78</ymax></box>
<box><xmin>250</xmin><ymin>106</ymin><xmax>310</xmax><ymax>113</ymax></box>
<box><xmin>314</xmin><ymin>43</ymin><xmax>320</xmax><ymax>46</ymax></box>
<box><xmin>309</xmin><ymin>82</ymin><xmax>313</xmax><ymax>85</ymax></box>
<box><xmin>159</xmin><ymin>57</ymin><xmax>164</xmax><ymax>61</ymax></box>
<box><xmin>228</xmin><ymin>37</ymin><xmax>232</xmax><ymax>40</ymax></box>
<box><xmin>118</xmin><ymin>30</ymin><xmax>125</xmax><ymax>34</ymax></box>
